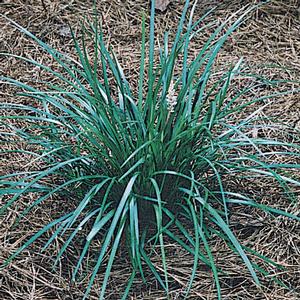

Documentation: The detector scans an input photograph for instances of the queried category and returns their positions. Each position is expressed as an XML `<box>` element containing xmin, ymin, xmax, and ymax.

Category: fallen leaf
<box><xmin>58</xmin><ymin>25</ymin><xmax>71</xmax><ymax>37</ymax></box>
<box><xmin>155</xmin><ymin>0</ymin><xmax>171</xmax><ymax>12</ymax></box>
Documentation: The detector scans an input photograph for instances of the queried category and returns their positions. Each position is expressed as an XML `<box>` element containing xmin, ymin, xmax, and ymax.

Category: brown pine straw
<box><xmin>0</xmin><ymin>0</ymin><xmax>299</xmax><ymax>299</ymax></box>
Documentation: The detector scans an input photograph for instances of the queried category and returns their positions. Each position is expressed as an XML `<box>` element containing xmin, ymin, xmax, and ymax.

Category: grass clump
<box><xmin>1</xmin><ymin>0</ymin><xmax>300</xmax><ymax>299</ymax></box>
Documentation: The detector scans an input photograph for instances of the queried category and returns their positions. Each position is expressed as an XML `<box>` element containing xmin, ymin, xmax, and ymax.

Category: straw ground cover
<box><xmin>1</xmin><ymin>0</ymin><xmax>300</xmax><ymax>299</ymax></box>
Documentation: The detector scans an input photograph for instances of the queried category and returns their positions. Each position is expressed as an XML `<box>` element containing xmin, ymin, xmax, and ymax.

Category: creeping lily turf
<box><xmin>1</xmin><ymin>0</ymin><xmax>300</xmax><ymax>299</ymax></box>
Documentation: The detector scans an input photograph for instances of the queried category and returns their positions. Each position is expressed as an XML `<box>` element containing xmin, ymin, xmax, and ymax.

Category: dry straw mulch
<box><xmin>0</xmin><ymin>0</ymin><xmax>300</xmax><ymax>299</ymax></box>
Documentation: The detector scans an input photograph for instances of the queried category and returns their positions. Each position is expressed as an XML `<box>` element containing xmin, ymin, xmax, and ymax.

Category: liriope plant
<box><xmin>1</xmin><ymin>0</ymin><xmax>300</xmax><ymax>299</ymax></box>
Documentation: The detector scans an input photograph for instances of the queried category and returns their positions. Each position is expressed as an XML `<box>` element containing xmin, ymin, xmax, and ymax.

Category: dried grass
<box><xmin>0</xmin><ymin>0</ymin><xmax>299</xmax><ymax>299</ymax></box>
